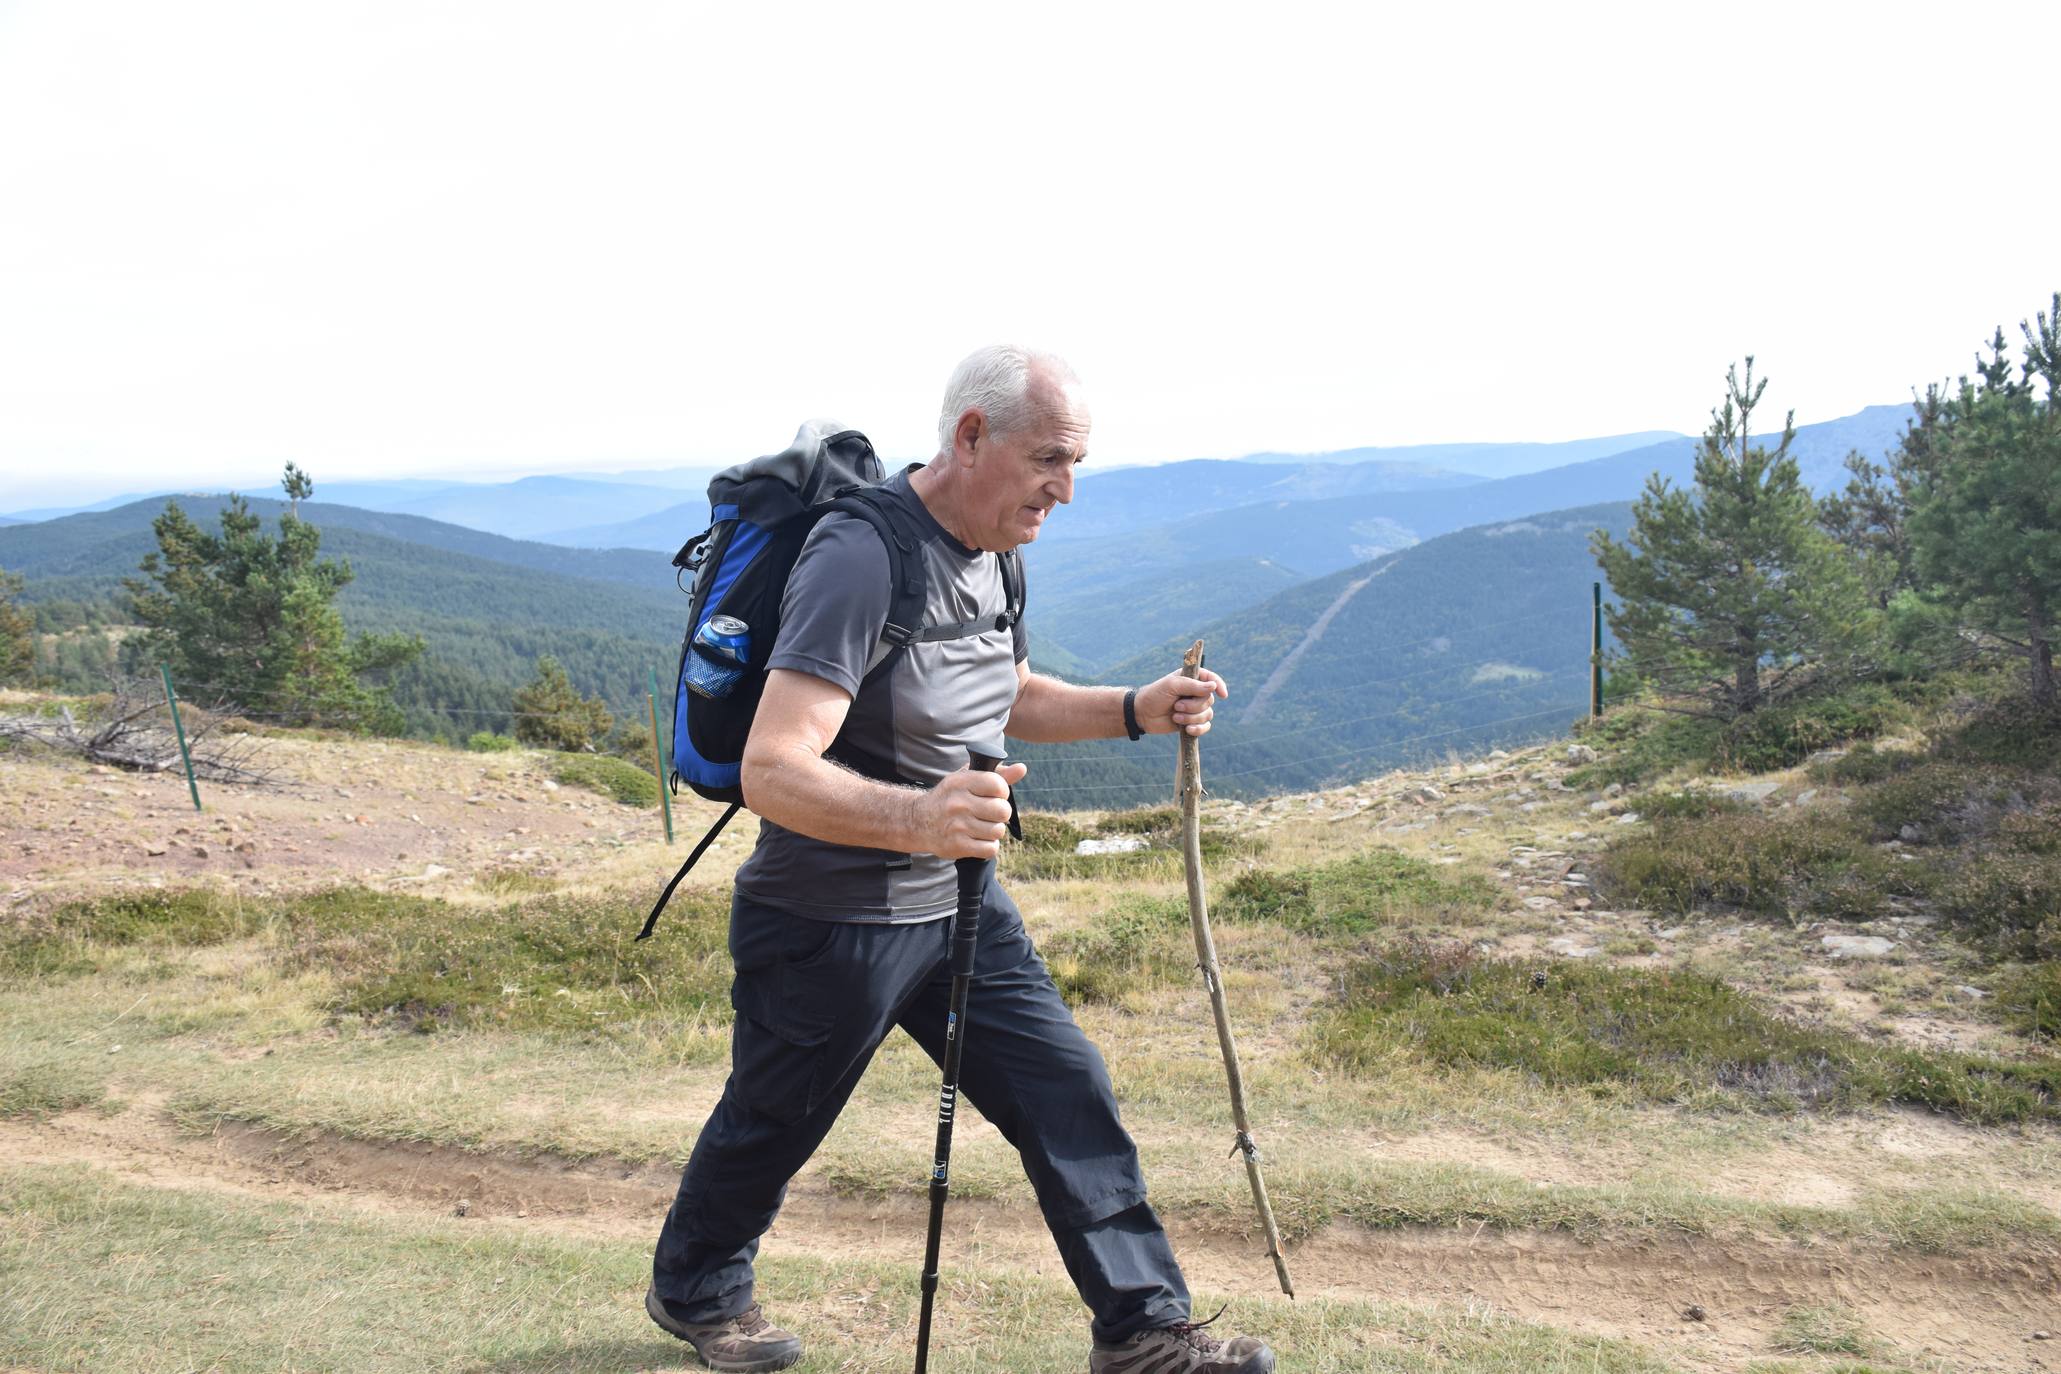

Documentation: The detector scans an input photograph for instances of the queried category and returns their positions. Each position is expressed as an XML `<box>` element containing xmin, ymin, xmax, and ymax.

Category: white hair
<box><xmin>936</xmin><ymin>344</ymin><xmax>1080</xmax><ymax>454</ymax></box>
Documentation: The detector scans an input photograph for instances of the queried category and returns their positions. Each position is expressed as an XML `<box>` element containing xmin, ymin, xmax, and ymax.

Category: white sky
<box><xmin>2</xmin><ymin>1</ymin><xmax>2057</xmax><ymax>510</ymax></box>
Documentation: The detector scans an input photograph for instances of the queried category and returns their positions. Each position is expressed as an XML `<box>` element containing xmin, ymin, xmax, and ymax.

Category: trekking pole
<box><xmin>913</xmin><ymin>749</ymin><xmax>1003</xmax><ymax>1374</ymax></box>
<box><xmin>1178</xmin><ymin>640</ymin><xmax>1294</xmax><ymax>1298</ymax></box>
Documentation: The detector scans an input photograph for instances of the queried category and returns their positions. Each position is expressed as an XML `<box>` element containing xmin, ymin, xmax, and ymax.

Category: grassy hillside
<box><xmin>1</xmin><ymin>681</ymin><xmax>2053</xmax><ymax>1371</ymax></box>
<box><xmin>1013</xmin><ymin>502</ymin><xmax>1631</xmax><ymax>808</ymax></box>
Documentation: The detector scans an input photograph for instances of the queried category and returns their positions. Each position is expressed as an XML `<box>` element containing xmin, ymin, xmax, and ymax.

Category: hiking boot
<box><xmin>1089</xmin><ymin>1314</ymin><xmax>1276</xmax><ymax>1374</ymax></box>
<box><xmin>645</xmin><ymin>1287</ymin><xmax>802</xmax><ymax>1372</ymax></box>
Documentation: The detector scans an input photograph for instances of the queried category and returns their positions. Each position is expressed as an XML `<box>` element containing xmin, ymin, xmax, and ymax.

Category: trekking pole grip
<box><xmin>951</xmin><ymin>751</ymin><xmax>1002</xmax><ymax>976</ymax></box>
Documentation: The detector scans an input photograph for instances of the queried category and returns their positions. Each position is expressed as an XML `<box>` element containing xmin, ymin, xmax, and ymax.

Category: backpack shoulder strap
<box><xmin>828</xmin><ymin>489</ymin><xmax>929</xmax><ymax>673</ymax></box>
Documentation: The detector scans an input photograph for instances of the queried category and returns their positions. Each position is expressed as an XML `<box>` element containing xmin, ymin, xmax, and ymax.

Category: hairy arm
<box><xmin>741</xmin><ymin>668</ymin><xmax>1022</xmax><ymax>860</ymax></box>
<box><xmin>1005</xmin><ymin>661</ymin><xmax>1230</xmax><ymax>743</ymax></box>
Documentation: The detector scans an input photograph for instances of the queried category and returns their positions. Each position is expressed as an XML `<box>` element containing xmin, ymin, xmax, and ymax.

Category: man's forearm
<box><xmin>1006</xmin><ymin>672</ymin><xmax>1128</xmax><ymax>744</ymax></box>
<box><xmin>742</xmin><ymin>744</ymin><xmax>927</xmax><ymax>852</ymax></box>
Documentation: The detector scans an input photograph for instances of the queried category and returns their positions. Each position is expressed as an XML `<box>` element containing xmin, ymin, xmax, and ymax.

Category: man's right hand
<box><xmin>921</xmin><ymin>761</ymin><xmax>1029</xmax><ymax>860</ymax></box>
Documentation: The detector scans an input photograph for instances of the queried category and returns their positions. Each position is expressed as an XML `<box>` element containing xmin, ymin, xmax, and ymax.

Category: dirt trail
<box><xmin>7</xmin><ymin>1105</ymin><xmax>2056</xmax><ymax>1371</ymax></box>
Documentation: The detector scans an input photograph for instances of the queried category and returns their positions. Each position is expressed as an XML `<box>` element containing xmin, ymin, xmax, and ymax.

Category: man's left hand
<box><xmin>1134</xmin><ymin>668</ymin><xmax>1230</xmax><ymax>737</ymax></box>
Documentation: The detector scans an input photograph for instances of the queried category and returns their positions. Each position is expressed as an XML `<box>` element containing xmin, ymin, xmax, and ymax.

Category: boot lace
<box><xmin>1160</xmin><ymin>1304</ymin><xmax>1229</xmax><ymax>1353</ymax></box>
<box><xmin>731</xmin><ymin>1304</ymin><xmax>770</xmax><ymax>1336</ymax></box>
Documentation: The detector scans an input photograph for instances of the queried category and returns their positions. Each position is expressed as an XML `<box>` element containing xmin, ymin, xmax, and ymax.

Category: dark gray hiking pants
<box><xmin>650</xmin><ymin>879</ymin><xmax>1191</xmax><ymax>1343</ymax></box>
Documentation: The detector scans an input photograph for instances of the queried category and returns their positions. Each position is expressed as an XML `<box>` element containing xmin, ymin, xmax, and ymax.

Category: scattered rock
<box><xmin>541</xmin><ymin>779</ymin><xmax>559</xmax><ymax>792</ymax></box>
<box><xmin>1522</xmin><ymin>896</ymin><xmax>1560</xmax><ymax>911</ymax></box>
<box><xmin>1654</xmin><ymin>926</ymin><xmax>1686</xmax><ymax>940</ymax></box>
<box><xmin>1616</xmin><ymin>812</ymin><xmax>1641</xmax><ymax>824</ymax></box>
<box><xmin>1544</xmin><ymin>937</ymin><xmax>1598</xmax><ymax>958</ymax></box>
<box><xmin>1794</xmin><ymin>789</ymin><xmax>1818</xmax><ymax>806</ymax></box>
<box><xmin>1572</xmin><ymin>897</ymin><xmax>1593</xmax><ymax>911</ymax></box>
<box><xmin>1566</xmin><ymin>744</ymin><xmax>1597</xmax><ymax>764</ymax></box>
<box><xmin>1953</xmin><ymin>984</ymin><xmax>1990</xmax><ymax>1000</ymax></box>
<box><xmin>1603</xmin><ymin>783</ymin><xmax>1623</xmax><ymax>797</ymax></box>
<box><xmin>1682</xmin><ymin>1304</ymin><xmax>1707</xmax><ymax>1323</ymax></box>
<box><xmin>1409</xmin><ymin>785</ymin><xmax>1445</xmax><ymax>805</ymax></box>
<box><xmin>192</xmin><ymin>845</ymin><xmax>210</xmax><ymax>859</ymax></box>
<box><xmin>1445</xmin><ymin>803</ymin><xmax>1494</xmax><ymax>818</ymax></box>
<box><xmin>1587</xmin><ymin>799</ymin><xmax>1621</xmax><ymax>814</ymax></box>
<box><xmin>1822</xmin><ymin>934</ymin><xmax>1897</xmax><ymax>959</ymax></box>
<box><xmin>1075</xmin><ymin>836</ymin><xmax>1147</xmax><ymax>856</ymax></box>
<box><xmin>1898</xmin><ymin>823</ymin><xmax>1924</xmax><ymax>844</ymax></box>
<box><xmin>1723</xmin><ymin>781</ymin><xmax>1782</xmax><ymax>804</ymax></box>
<box><xmin>144</xmin><ymin>842</ymin><xmax>167</xmax><ymax>857</ymax></box>
<box><xmin>454</xmin><ymin>1199</ymin><xmax>472</xmax><ymax>1217</ymax></box>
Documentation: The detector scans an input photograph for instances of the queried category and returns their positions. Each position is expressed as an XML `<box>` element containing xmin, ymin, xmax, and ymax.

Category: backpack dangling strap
<box><xmin>635</xmin><ymin>801</ymin><xmax>743</xmax><ymax>941</ymax></box>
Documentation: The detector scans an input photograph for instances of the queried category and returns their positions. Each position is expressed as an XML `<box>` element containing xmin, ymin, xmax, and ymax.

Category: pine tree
<box><xmin>282</xmin><ymin>461</ymin><xmax>313</xmax><ymax>517</ymax></box>
<box><xmin>0</xmin><ymin>571</ymin><xmax>34</xmax><ymax>686</ymax></box>
<box><xmin>1593</xmin><ymin>359</ymin><xmax>1871</xmax><ymax>717</ymax></box>
<box><xmin>511</xmin><ymin>656</ymin><xmax>613</xmax><ymax>752</ymax></box>
<box><xmin>1903</xmin><ymin>297</ymin><xmax>2061</xmax><ymax>709</ymax></box>
<box><xmin>123</xmin><ymin>495</ymin><xmax>422</xmax><ymax>729</ymax></box>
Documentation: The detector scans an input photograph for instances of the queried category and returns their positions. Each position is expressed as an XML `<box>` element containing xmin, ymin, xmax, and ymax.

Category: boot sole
<box><xmin>645</xmin><ymin>1288</ymin><xmax>803</xmax><ymax>1373</ymax></box>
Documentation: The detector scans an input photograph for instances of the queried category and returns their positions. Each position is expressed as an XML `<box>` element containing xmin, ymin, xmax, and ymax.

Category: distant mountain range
<box><xmin>1</xmin><ymin>404</ymin><xmax>1922</xmax><ymax>794</ymax></box>
<box><xmin>1232</xmin><ymin>430</ymin><xmax>1683</xmax><ymax>479</ymax></box>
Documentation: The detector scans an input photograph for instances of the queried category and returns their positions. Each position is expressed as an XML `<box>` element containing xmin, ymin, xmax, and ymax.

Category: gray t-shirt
<box><xmin>732</xmin><ymin>467</ymin><xmax>1028</xmax><ymax>921</ymax></box>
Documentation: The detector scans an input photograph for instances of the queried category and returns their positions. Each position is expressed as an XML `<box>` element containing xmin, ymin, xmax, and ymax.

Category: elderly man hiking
<box><xmin>646</xmin><ymin>346</ymin><xmax>1276</xmax><ymax>1373</ymax></box>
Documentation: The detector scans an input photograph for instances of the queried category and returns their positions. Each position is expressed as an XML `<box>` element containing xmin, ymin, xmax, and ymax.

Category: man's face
<box><xmin>965</xmin><ymin>375</ymin><xmax>1090</xmax><ymax>552</ymax></box>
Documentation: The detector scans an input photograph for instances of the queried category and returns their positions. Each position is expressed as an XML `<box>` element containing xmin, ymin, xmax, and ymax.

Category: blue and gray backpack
<box><xmin>638</xmin><ymin>419</ymin><xmax>1024</xmax><ymax>938</ymax></box>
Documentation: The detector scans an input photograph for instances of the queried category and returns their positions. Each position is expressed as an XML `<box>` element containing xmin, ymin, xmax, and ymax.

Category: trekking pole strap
<box><xmin>635</xmin><ymin>802</ymin><xmax>742</xmax><ymax>940</ymax></box>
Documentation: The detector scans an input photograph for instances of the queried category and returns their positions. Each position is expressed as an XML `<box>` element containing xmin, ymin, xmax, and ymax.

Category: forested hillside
<box><xmin>0</xmin><ymin>494</ymin><xmax>1093</xmax><ymax>735</ymax></box>
<box><xmin>1012</xmin><ymin>502</ymin><xmax>1632</xmax><ymax>808</ymax></box>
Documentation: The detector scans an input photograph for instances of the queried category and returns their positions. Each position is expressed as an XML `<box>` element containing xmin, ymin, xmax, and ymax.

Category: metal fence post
<box><xmin>647</xmin><ymin>666</ymin><xmax>674</xmax><ymax>845</ymax></box>
<box><xmin>1590</xmin><ymin>582</ymin><xmax>1604</xmax><ymax>718</ymax></box>
<box><xmin>160</xmin><ymin>663</ymin><xmax>202</xmax><ymax>811</ymax></box>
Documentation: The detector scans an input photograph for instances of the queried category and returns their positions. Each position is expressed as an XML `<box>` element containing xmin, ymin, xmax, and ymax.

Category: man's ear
<box><xmin>953</xmin><ymin>409</ymin><xmax>984</xmax><ymax>467</ymax></box>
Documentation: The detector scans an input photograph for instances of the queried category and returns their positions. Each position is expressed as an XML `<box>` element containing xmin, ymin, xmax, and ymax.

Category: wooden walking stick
<box><xmin>1177</xmin><ymin>639</ymin><xmax>1295</xmax><ymax>1298</ymax></box>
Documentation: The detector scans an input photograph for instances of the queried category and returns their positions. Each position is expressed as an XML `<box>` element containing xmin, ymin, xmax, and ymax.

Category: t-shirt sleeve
<box><xmin>765</xmin><ymin>514</ymin><xmax>890</xmax><ymax>697</ymax></box>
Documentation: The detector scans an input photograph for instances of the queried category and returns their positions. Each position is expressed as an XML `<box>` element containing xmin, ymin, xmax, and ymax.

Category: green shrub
<box><xmin>466</xmin><ymin>731</ymin><xmax>519</xmax><ymax>753</ymax></box>
<box><xmin>1567</xmin><ymin>707</ymin><xmax>1723</xmax><ymax>788</ymax></box>
<box><xmin>1809</xmin><ymin>741</ymin><xmax>1922</xmax><ymax>786</ymax></box>
<box><xmin>2</xmin><ymin>888</ymin><xmax>270</xmax><ymax>976</ymax></box>
<box><xmin>1716</xmin><ymin>684</ymin><xmax>1901</xmax><ymax>774</ymax></box>
<box><xmin>1598</xmin><ymin>811</ymin><xmax>1921</xmax><ymax>920</ymax></box>
<box><xmin>548</xmin><ymin>752</ymin><xmax>660</xmax><ymax>807</ymax></box>
<box><xmin>1996</xmin><ymin>963</ymin><xmax>2061</xmax><ymax>1040</ymax></box>
<box><xmin>1933</xmin><ymin>854</ymin><xmax>2061</xmax><ymax>960</ymax></box>
<box><xmin>1043</xmin><ymin>897</ymin><xmax>1191</xmax><ymax>1006</ymax></box>
<box><xmin>1851</xmin><ymin>761</ymin><xmax>2038</xmax><ymax>844</ymax></box>
<box><xmin>1939</xmin><ymin>693</ymin><xmax>2061</xmax><ymax>770</ymax></box>
<box><xmin>1098</xmin><ymin>805</ymin><xmax>1181</xmax><ymax>835</ymax></box>
<box><xmin>1218</xmin><ymin>847</ymin><xmax>1497</xmax><ymax>935</ymax></box>
<box><xmin>1313</xmin><ymin>942</ymin><xmax>2061</xmax><ymax>1125</ymax></box>
<box><xmin>2</xmin><ymin>885</ymin><xmax>737</xmax><ymax>1036</ymax></box>
<box><xmin>1637</xmin><ymin>789</ymin><xmax>1749</xmax><ymax>820</ymax></box>
<box><xmin>1015</xmin><ymin>811</ymin><xmax>1088</xmax><ymax>853</ymax></box>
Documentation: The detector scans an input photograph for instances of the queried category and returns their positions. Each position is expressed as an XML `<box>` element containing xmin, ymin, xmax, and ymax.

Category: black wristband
<box><xmin>1122</xmin><ymin>686</ymin><xmax>1143</xmax><ymax>741</ymax></box>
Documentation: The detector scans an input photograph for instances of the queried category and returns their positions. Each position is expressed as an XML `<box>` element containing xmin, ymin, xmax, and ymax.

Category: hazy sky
<box><xmin>3</xmin><ymin>1</ymin><xmax>2057</xmax><ymax>510</ymax></box>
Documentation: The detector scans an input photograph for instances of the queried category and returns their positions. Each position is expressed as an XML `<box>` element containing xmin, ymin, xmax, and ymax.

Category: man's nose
<box><xmin>1049</xmin><ymin>465</ymin><xmax>1074</xmax><ymax>505</ymax></box>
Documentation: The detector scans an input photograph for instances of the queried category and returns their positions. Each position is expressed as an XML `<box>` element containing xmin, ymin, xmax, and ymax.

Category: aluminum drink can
<box><xmin>685</xmin><ymin>615</ymin><xmax>751</xmax><ymax>698</ymax></box>
<box><xmin>699</xmin><ymin>615</ymin><xmax>750</xmax><ymax>664</ymax></box>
